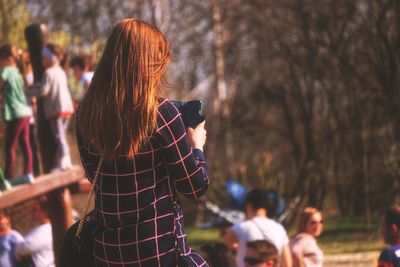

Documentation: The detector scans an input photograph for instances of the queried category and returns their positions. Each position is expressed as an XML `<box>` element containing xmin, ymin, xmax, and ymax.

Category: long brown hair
<box><xmin>77</xmin><ymin>19</ymin><xmax>170</xmax><ymax>159</ymax></box>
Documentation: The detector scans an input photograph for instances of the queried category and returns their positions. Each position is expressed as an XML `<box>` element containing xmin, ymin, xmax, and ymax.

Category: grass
<box><xmin>186</xmin><ymin>217</ymin><xmax>387</xmax><ymax>255</ymax></box>
<box><xmin>186</xmin><ymin>227</ymin><xmax>220</xmax><ymax>250</ymax></box>
<box><xmin>318</xmin><ymin>217</ymin><xmax>385</xmax><ymax>254</ymax></box>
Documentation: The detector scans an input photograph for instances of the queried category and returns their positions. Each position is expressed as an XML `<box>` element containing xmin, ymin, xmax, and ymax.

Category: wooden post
<box><xmin>25</xmin><ymin>24</ymin><xmax>73</xmax><ymax>267</ymax></box>
<box><xmin>47</xmin><ymin>188</ymin><xmax>73</xmax><ymax>266</ymax></box>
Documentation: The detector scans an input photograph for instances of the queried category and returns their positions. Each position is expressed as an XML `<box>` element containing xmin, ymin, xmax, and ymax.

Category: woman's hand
<box><xmin>187</xmin><ymin>121</ymin><xmax>206</xmax><ymax>151</ymax></box>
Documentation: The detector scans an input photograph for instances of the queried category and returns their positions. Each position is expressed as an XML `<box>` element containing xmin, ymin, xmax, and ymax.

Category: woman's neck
<box><xmin>6</xmin><ymin>60</ymin><xmax>16</xmax><ymax>67</ymax></box>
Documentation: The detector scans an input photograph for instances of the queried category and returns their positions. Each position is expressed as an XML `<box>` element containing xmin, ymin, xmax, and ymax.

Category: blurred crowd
<box><xmin>198</xmin><ymin>189</ymin><xmax>400</xmax><ymax>267</ymax></box>
<box><xmin>0</xmin><ymin>41</ymin><xmax>94</xmax><ymax>266</ymax></box>
<box><xmin>2</xmin><ymin>188</ymin><xmax>400</xmax><ymax>266</ymax></box>
<box><xmin>1</xmin><ymin>197</ymin><xmax>54</xmax><ymax>267</ymax></box>
<box><xmin>0</xmin><ymin>42</ymin><xmax>94</xmax><ymax>192</ymax></box>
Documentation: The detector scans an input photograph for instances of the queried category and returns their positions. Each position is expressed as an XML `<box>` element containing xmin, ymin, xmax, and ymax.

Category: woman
<box><xmin>18</xmin><ymin>50</ymin><xmax>41</xmax><ymax>176</ymax></box>
<box><xmin>76</xmin><ymin>19</ymin><xmax>210</xmax><ymax>266</ymax></box>
<box><xmin>290</xmin><ymin>207</ymin><xmax>324</xmax><ymax>267</ymax></box>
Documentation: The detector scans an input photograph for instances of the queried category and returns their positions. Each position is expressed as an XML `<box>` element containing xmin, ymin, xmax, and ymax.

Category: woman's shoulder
<box><xmin>158</xmin><ymin>97</ymin><xmax>175</xmax><ymax>108</ymax></box>
<box><xmin>155</xmin><ymin>97</ymin><xmax>184</xmax><ymax>134</ymax></box>
<box><xmin>45</xmin><ymin>65</ymin><xmax>65</xmax><ymax>76</ymax></box>
<box><xmin>1</xmin><ymin>66</ymin><xmax>17</xmax><ymax>79</ymax></box>
<box><xmin>157</xmin><ymin>97</ymin><xmax>180</xmax><ymax>119</ymax></box>
<box><xmin>290</xmin><ymin>233</ymin><xmax>316</xmax><ymax>245</ymax></box>
<box><xmin>0</xmin><ymin>66</ymin><xmax>9</xmax><ymax>80</ymax></box>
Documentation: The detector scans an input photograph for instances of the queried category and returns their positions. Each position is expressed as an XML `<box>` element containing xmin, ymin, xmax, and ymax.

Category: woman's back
<box><xmin>78</xmin><ymin>99</ymin><xmax>209</xmax><ymax>266</ymax></box>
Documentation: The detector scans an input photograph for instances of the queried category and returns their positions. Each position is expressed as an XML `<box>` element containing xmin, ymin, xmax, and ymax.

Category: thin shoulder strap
<box><xmin>251</xmin><ymin>218</ymin><xmax>277</xmax><ymax>247</ymax></box>
<box><xmin>75</xmin><ymin>157</ymin><xmax>104</xmax><ymax>238</ymax></box>
<box><xmin>251</xmin><ymin>218</ymin><xmax>269</xmax><ymax>240</ymax></box>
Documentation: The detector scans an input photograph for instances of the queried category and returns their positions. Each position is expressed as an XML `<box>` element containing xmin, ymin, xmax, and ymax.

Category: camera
<box><xmin>171</xmin><ymin>100</ymin><xmax>205</xmax><ymax>128</ymax></box>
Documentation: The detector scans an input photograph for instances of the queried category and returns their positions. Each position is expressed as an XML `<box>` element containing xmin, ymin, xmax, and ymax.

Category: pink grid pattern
<box><xmin>78</xmin><ymin>99</ymin><xmax>210</xmax><ymax>266</ymax></box>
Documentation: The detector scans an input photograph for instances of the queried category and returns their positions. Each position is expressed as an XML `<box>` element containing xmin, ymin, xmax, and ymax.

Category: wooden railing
<box><xmin>0</xmin><ymin>166</ymin><xmax>84</xmax><ymax>209</ymax></box>
<box><xmin>0</xmin><ymin>165</ymin><xmax>86</xmax><ymax>267</ymax></box>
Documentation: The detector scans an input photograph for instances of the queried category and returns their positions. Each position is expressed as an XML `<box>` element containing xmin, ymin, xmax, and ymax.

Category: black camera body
<box><xmin>171</xmin><ymin>100</ymin><xmax>205</xmax><ymax>128</ymax></box>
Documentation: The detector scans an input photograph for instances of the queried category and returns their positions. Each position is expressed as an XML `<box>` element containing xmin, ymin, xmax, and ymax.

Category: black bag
<box><xmin>60</xmin><ymin>158</ymin><xmax>103</xmax><ymax>267</ymax></box>
<box><xmin>60</xmin><ymin>212</ymin><xmax>96</xmax><ymax>267</ymax></box>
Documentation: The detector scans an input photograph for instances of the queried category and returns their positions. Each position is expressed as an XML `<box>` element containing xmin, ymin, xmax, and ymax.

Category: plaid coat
<box><xmin>77</xmin><ymin>99</ymin><xmax>210</xmax><ymax>266</ymax></box>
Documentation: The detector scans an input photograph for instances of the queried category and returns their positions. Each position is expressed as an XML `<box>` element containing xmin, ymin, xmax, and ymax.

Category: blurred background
<box><xmin>0</xmin><ymin>0</ymin><xmax>399</xmax><ymax>265</ymax></box>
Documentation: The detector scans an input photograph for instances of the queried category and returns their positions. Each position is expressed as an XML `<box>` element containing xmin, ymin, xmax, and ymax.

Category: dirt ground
<box><xmin>324</xmin><ymin>251</ymin><xmax>379</xmax><ymax>267</ymax></box>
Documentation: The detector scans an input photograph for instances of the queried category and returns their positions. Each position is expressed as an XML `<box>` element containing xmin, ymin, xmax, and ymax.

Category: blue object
<box><xmin>226</xmin><ymin>180</ymin><xmax>248</xmax><ymax>211</ymax></box>
<box><xmin>265</xmin><ymin>189</ymin><xmax>285</xmax><ymax>217</ymax></box>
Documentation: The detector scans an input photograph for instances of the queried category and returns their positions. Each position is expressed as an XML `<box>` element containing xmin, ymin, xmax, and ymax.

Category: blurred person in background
<box><xmin>0</xmin><ymin>44</ymin><xmax>33</xmax><ymax>187</ymax></box>
<box><xmin>0</xmin><ymin>209</ymin><xmax>25</xmax><ymax>267</ymax></box>
<box><xmin>290</xmin><ymin>207</ymin><xmax>324</xmax><ymax>267</ymax></box>
<box><xmin>245</xmin><ymin>240</ymin><xmax>279</xmax><ymax>267</ymax></box>
<box><xmin>15</xmin><ymin>197</ymin><xmax>54</xmax><ymax>267</ymax></box>
<box><xmin>220</xmin><ymin>188</ymin><xmax>292</xmax><ymax>267</ymax></box>
<box><xmin>70</xmin><ymin>54</ymin><xmax>94</xmax><ymax>103</ymax></box>
<box><xmin>17</xmin><ymin>50</ymin><xmax>41</xmax><ymax>176</ymax></box>
<box><xmin>200</xmin><ymin>242</ymin><xmax>237</xmax><ymax>267</ymax></box>
<box><xmin>27</xmin><ymin>43</ymin><xmax>74</xmax><ymax>171</ymax></box>
<box><xmin>378</xmin><ymin>205</ymin><xmax>400</xmax><ymax>267</ymax></box>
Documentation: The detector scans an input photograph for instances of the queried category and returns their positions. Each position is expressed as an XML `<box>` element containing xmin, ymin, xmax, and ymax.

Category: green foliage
<box><xmin>0</xmin><ymin>0</ymin><xmax>31</xmax><ymax>48</ymax></box>
<box><xmin>49</xmin><ymin>30</ymin><xmax>75</xmax><ymax>50</ymax></box>
<box><xmin>185</xmin><ymin>227</ymin><xmax>220</xmax><ymax>251</ymax></box>
<box><xmin>49</xmin><ymin>30</ymin><xmax>105</xmax><ymax>56</ymax></box>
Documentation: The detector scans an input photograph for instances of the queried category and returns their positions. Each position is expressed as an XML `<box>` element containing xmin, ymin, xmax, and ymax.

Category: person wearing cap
<box><xmin>27</xmin><ymin>43</ymin><xmax>74</xmax><ymax>171</ymax></box>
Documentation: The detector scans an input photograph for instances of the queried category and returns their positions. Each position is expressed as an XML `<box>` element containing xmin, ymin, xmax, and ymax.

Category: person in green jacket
<box><xmin>0</xmin><ymin>44</ymin><xmax>34</xmax><ymax>188</ymax></box>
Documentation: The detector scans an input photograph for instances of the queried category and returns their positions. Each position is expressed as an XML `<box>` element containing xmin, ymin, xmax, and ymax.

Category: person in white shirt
<box><xmin>27</xmin><ymin>44</ymin><xmax>74</xmax><ymax>171</ymax></box>
<box><xmin>15</xmin><ymin>197</ymin><xmax>54</xmax><ymax>267</ymax></box>
<box><xmin>220</xmin><ymin>189</ymin><xmax>292</xmax><ymax>267</ymax></box>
